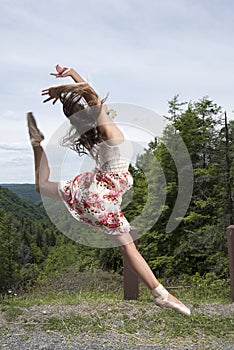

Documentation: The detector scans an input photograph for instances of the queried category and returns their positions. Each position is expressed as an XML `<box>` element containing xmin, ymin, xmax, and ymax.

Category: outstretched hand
<box><xmin>41</xmin><ymin>87</ymin><xmax>59</xmax><ymax>104</ymax></box>
<box><xmin>50</xmin><ymin>64</ymin><xmax>73</xmax><ymax>78</ymax></box>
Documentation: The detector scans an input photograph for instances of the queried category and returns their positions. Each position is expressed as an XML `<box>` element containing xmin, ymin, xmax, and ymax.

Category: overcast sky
<box><xmin>0</xmin><ymin>0</ymin><xmax>234</xmax><ymax>183</ymax></box>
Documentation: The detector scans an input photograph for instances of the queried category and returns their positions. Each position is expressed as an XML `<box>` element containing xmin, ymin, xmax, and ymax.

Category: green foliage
<box><xmin>0</xmin><ymin>210</ymin><xmax>21</xmax><ymax>292</ymax></box>
<box><xmin>0</xmin><ymin>188</ymin><xmax>60</xmax><ymax>293</ymax></box>
<box><xmin>0</xmin><ymin>186</ymin><xmax>45</xmax><ymax>220</ymax></box>
<box><xmin>0</xmin><ymin>94</ymin><xmax>233</xmax><ymax>295</ymax></box>
<box><xmin>1</xmin><ymin>183</ymin><xmax>41</xmax><ymax>203</ymax></box>
<box><xmin>176</xmin><ymin>272</ymin><xmax>231</xmax><ymax>302</ymax></box>
<box><xmin>40</xmin><ymin>243</ymin><xmax>79</xmax><ymax>279</ymax></box>
<box><xmin>124</xmin><ymin>95</ymin><xmax>231</xmax><ymax>280</ymax></box>
<box><xmin>95</xmin><ymin>247</ymin><xmax>123</xmax><ymax>273</ymax></box>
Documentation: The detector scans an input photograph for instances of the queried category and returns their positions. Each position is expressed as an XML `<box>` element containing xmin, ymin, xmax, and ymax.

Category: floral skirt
<box><xmin>58</xmin><ymin>169</ymin><xmax>133</xmax><ymax>235</ymax></box>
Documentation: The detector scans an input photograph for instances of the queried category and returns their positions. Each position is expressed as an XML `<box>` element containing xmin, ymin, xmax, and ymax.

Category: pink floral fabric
<box><xmin>59</xmin><ymin>168</ymin><xmax>133</xmax><ymax>235</ymax></box>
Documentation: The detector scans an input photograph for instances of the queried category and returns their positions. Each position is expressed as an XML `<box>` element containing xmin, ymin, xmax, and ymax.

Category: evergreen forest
<box><xmin>0</xmin><ymin>95</ymin><xmax>233</xmax><ymax>296</ymax></box>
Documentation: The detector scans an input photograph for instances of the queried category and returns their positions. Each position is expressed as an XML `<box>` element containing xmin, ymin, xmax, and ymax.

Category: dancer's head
<box><xmin>55</xmin><ymin>84</ymin><xmax>106</xmax><ymax>155</ymax></box>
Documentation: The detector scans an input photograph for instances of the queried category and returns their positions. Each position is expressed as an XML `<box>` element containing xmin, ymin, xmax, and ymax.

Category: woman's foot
<box><xmin>27</xmin><ymin>112</ymin><xmax>44</xmax><ymax>147</ymax></box>
<box><xmin>152</xmin><ymin>284</ymin><xmax>191</xmax><ymax>316</ymax></box>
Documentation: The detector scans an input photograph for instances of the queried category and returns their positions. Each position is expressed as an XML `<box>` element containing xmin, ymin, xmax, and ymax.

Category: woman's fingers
<box><xmin>42</xmin><ymin>90</ymin><xmax>58</xmax><ymax>104</ymax></box>
<box><xmin>42</xmin><ymin>96</ymin><xmax>53</xmax><ymax>103</ymax></box>
<box><xmin>56</xmin><ymin>64</ymin><xmax>65</xmax><ymax>73</ymax></box>
<box><xmin>50</xmin><ymin>72</ymin><xmax>66</xmax><ymax>77</ymax></box>
<box><xmin>41</xmin><ymin>88</ymin><xmax>50</xmax><ymax>94</ymax></box>
<box><xmin>41</xmin><ymin>80</ymin><xmax>60</xmax><ymax>103</ymax></box>
<box><xmin>50</xmin><ymin>65</ymin><xmax>69</xmax><ymax>77</ymax></box>
<box><xmin>41</xmin><ymin>88</ymin><xmax>55</xmax><ymax>96</ymax></box>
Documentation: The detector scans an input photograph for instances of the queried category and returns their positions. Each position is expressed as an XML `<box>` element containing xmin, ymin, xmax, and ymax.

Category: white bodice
<box><xmin>89</xmin><ymin>141</ymin><xmax>131</xmax><ymax>173</ymax></box>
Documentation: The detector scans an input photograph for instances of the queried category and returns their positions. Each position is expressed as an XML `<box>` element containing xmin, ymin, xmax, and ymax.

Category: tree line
<box><xmin>0</xmin><ymin>95</ymin><xmax>233</xmax><ymax>294</ymax></box>
<box><xmin>99</xmin><ymin>95</ymin><xmax>233</xmax><ymax>279</ymax></box>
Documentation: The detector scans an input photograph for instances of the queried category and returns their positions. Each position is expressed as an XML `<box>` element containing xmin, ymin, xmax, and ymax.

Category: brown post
<box><xmin>123</xmin><ymin>239</ymin><xmax>139</xmax><ymax>300</ymax></box>
<box><xmin>227</xmin><ymin>225</ymin><xmax>234</xmax><ymax>302</ymax></box>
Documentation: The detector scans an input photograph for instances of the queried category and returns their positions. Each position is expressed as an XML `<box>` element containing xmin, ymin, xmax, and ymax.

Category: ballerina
<box><xmin>27</xmin><ymin>64</ymin><xmax>190</xmax><ymax>316</ymax></box>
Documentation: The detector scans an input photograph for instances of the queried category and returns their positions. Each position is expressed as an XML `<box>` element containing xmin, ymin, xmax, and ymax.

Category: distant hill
<box><xmin>0</xmin><ymin>185</ymin><xmax>46</xmax><ymax>221</ymax></box>
<box><xmin>1</xmin><ymin>183</ymin><xmax>41</xmax><ymax>203</ymax></box>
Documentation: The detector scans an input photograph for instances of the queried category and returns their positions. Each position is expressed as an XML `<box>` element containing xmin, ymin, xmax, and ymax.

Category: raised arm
<box><xmin>50</xmin><ymin>64</ymin><xmax>100</xmax><ymax>105</ymax></box>
<box><xmin>43</xmin><ymin>65</ymin><xmax>123</xmax><ymax>144</ymax></box>
<box><xmin>51</xmin><ymin>64</ymin><xmax>86</xmax><ymax>84</ymax></box>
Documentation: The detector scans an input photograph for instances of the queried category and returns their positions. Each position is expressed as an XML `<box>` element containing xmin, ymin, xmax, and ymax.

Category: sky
<box><xmin>0</xmin><ymin>0</ymin><xmax>234</xmax><ymax>183</ymax></box>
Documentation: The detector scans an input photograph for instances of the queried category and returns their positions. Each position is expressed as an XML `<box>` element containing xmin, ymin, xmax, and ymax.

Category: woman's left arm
<box><xmin>50</xmin><ymin>64</ymin><xmax>86</xmax><ymax>84</ymax></box>
<box><xmin>50</xmin><ymin>65</ymin><xmax>101</xmax><ymax>105</ymax></box>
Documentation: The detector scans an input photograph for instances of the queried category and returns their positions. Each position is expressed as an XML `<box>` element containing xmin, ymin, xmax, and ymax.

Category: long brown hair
<box><xmin>52</xmin><ymin>84</ymin><xmax>106</xmax><ymax>155</ymax></box>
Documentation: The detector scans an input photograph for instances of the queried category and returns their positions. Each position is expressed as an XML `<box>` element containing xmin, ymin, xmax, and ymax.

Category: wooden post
<box><xmin>123</xmin><ymin>240</ymin><xmax>139</xmax><ymax>300</ymax></box>
<box><xmin>224</xmin><ymin>112</ymin><xmax>234</xmax><ymax>225</ymax></box>
<box><xmin>227</xmin><ymin>225</ymin><xmax>234</xmax><ymax>302</ymax></box>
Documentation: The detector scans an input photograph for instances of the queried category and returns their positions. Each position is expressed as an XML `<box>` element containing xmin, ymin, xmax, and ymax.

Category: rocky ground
<box><xmin>0</xmin><ymin>302</ymin><xmax>234</xmax><ymax>350</ymax></box>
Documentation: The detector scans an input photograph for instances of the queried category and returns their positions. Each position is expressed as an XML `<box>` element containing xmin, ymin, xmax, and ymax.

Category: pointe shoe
<box><xmin>152</xmin><ymin>284</ymin><xmax>191</xmax><ymax>317</ymax></box>
<box><xmin>27</xmin><ymin>112</ymin><xmax>44</xmax><ymax>146</ymax></box>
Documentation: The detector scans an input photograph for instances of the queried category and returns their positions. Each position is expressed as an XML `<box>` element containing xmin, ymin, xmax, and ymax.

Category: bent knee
<box><xmin>37</xmin><ymin>181</ymin><xmax>60</xmax><ymax>200</ymax></box>
<box><xmin>35</xmin><ymin>181</ymin><xmax>48</xmax><ymax>195</ymax></box>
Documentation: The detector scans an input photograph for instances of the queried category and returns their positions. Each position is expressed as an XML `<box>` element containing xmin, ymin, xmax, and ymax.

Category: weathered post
<box><xmin>227</xmin><ymin>225</ymin><xmax>234</xmax><ymax>302</ymax></box>
<box><xmin>123</xmin><ymin>239</ymin><xmax>139</xmax><ymax>300</ymax></box>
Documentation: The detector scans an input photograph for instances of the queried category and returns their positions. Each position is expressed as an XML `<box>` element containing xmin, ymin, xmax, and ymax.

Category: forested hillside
<box><xmin>0</xmin><ymin>95</ymin><xmax>233</xmax><ymax>296</ymax></box>
<box><xmin>0</xmin><ymin>186</ymin><xmax>97</xmax><ymax>295</ymax></box>
<box><xmin>2</xmin><ymin>183</ymin><xmax>41</xmax><ymax>203</ymax></box>
<box><xmin>0</xmin><ymin>186</ymin><xmax>46</xmax><ymax>220</ymax></box>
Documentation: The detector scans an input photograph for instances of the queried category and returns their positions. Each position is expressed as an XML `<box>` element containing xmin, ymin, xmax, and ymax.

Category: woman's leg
<box><xmin>119</xmin><ymin>240</ymin><xmax>159</xmax><ymax>290</ymax></box>
<box><xmin>27</xmin><ymin>112</ymin><xmax>60</xmax><ymax>200</ymax></box>
<box><xmin>32</xmin><ymin>145</ymin><xmax>60</xmax><ymax>199</ymax></box>
<box><xmin>109</xmin><ymin>233</ymin><xmax>190</xmax><ymax>316</ymax></box>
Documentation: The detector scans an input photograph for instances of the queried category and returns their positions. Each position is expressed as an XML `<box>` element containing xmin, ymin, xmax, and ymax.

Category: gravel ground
<box><xmin>0</xmin><ymin>303</ymin><xmax>234</xmax><ymax>350</ymax></box>
<box><xmin>1</xmin><ymin>329</ymin><xmax>234</xmax><ymax>350</ymax></box>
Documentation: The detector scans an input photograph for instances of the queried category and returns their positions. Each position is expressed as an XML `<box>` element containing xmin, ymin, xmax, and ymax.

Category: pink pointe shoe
<box><xmin>27</xmin><ymin>112</ymin><xmax>44</xmax><ymax>146</ymax></box>
<box><xmin>152</xmin><ymin>284</ymin><xmax>191</xmax><ymax>317</ymax></box>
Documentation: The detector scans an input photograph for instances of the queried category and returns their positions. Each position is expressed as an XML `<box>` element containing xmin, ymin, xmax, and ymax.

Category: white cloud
<box><xmin>0</xmin><ymin>143</ymin><xmax>30</xmax><ymax>152</ymax></box>
<box><xmin>1</xmin><ymin>110</ymin><xmax>18</xmax><ymax>120</ymax></box>
<box><xmin>0</xmin><ymin>0</ymin><xmax>234</xmax><ymax>182</ymax></box>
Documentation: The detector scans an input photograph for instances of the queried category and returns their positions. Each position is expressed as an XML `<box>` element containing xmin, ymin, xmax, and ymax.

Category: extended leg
<box><xmin>119</xmin><ymin>240</ymin><xmax>159</xmax><ymax>290</ymax></box>
<box><xmin>27</xmin><ymin>112</ymin><xmax>60</xmax><ymax>199</ymax></box>
<box><xmin>32</xmin><ymin>146</ymin><xmax>60</xmax><ymax>199</ymax></box>
<box><xmin>109</xmin><ymin>233</ymin><xmax>190</xmax><ymax>316</ymax></box>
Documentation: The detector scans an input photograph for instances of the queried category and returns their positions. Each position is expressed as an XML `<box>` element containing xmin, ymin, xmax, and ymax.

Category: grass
<box><xmin>2</xmin><ymin>296</ymin><xmax>233</xmax><ymax>347</ymax></box>
<box><xmin>0</xmin><ymin>304</ymin><xmax>23</xmax><ymax>322</ymax></box>
<box><xmin>0</xmin><ymin>271</ymin><xmax>234</xmax><ymax>348</ymax></box>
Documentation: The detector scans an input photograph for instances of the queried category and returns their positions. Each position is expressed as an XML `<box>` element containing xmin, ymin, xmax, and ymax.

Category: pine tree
<box><xmin>0</xmin><ymin>209</ymin><xmax>21</xmax><ymax>293</ymax></box>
